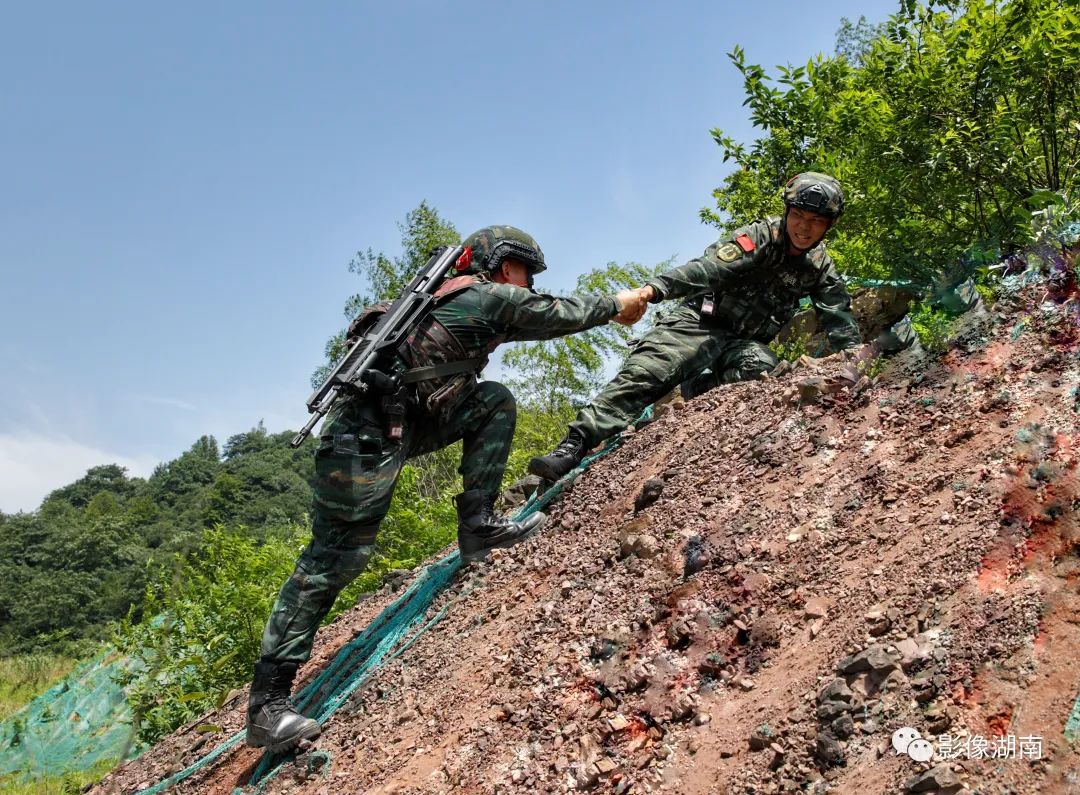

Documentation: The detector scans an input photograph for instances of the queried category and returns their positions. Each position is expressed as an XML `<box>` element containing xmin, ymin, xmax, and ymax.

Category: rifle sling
<box><xmin>398</xmin><ymin>358</ymin><xmax>484</xmax><ymax>384</ymax></box>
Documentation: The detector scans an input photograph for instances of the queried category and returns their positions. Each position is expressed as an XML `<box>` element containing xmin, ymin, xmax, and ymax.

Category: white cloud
<box><xmin>131</xmin><ymin>395</ymin><xmax>198</xmax><ymax>412</ymax></box>
<box><xmin>0</xmin><ymin>433</ymin><xmax>159</xmax><ymax>514</ymax></box>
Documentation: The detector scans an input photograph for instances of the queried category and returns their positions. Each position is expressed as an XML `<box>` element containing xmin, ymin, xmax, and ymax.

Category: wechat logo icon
<box><xmin>892</xmin><ymin>727</ymin><xmax>934</xmax><ymax>762</ymax></box>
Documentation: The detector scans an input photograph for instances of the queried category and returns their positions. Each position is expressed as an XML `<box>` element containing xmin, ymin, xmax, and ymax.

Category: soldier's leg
<box><xmin>260</xmin><ymin>401</ymin><xmax>407</xmax><ymax>666</ymax></box>
<box><xmin>530</xmin><ymin>306</ymin><xmax>731</xmax><ymax>482</ymax></box>
<box><xmin>249</xmin><ymin>399</ymin><xmax>408</xmax><ymax>750</ymax></box>
<box><xmin>679</xmin><ymin>367</ymin><xmax>722</xmax><ymax>401</ymax></box>
<box><xmin>571</xmin><ymin>305</ymin><xmax>729</xmax><ymax>446</ymax></box>
<box><xmin>413</xmin><ymin>380</ymin><xmax>517</xmax><ymax>494</ymax></box>
<box><xmin>413</xmin><ymin>381</ymin><xmax>543</xmax><ymax>562</ymax></box>
<box><xmin>679</xmin><ymin>338</ymin><xmax>779</xmax><ymax>400</ymax></box>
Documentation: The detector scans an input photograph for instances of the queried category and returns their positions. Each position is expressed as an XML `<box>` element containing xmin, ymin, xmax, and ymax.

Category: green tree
<box><xmin>704</xmin><ymin>0</ymin><xmax>1080</xmax><ymax>287</ymax></box>
<box><xmin>148</xmin><ymin>436</ymin><xmax>221</xmax><ymax>508</ymax></box>
<box><xmin>345</xmin><ymin>200</ymin><xmax>462</xmax><ymax>311</ymax></box>
<box><xmin>44</xmin><ymin>465</ymin><xmax>137</xmax><ymax>510</ymax></box>
<box><xmin>199</xmin><ymin>472</ymin><xmax>245</xmax><ymax>528</ymax></box>
<box><xmin>84</xmin><ymin>491</ymin><xmax>121</xmax><ymax>522</ymax></box>
<box><xmin>223</xmin><ymin>420</ymin><xmax>270</xmax><ymax>460</ymax></box>
<box><xmin>834</xmin><ymin>15</ymin><xmax>885</xmax><ymax>65</ymax></box>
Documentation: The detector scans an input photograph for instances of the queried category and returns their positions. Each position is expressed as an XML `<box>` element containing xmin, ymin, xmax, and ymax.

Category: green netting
<box><xmin>1066</xmin><ymin>694</ymin><xmax>1080</xmax><ymax>741</ymax></box>
<box><xmin>0</xmin><ymin>648</ymin><xmax>143</xmax><ymax>778</ymax></box>
<box><xmin>844</xmin><ymin>276</ymin><xmax>919</xmax><ymax>289</ymax></box>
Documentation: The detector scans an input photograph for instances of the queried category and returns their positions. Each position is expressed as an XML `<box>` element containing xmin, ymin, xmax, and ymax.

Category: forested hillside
<box><xmin>0</xmin><ymin>425</ymin><xmax>315</xmax><ymax>657</ymax></box>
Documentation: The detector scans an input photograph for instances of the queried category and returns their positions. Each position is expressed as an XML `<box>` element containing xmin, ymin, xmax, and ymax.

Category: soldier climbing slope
<box><xmin>246</xmin><ymin>225</ymin><xmax>649</xmax><ymax>753</ymax></box>
<box><xmin>529</xmin><ymin>172</ymin><xmax>861</xmax><ymax>482</ymax></box>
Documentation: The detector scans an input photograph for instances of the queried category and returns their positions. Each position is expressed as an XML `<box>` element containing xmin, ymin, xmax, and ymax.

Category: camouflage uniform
<box><xmin>262</xmin><ymin>278</ymin><xmax>618</xmax><ymax>665</ymax></box>
<box><xmin>570</xmin><ymin>216</ymin><xmax>860</xmax><ymax>447</ymax></box>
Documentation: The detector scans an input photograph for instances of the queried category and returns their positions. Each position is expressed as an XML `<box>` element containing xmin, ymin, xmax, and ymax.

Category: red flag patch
<box><xmin>735</xmin><ymin>233</ymin><xmax>756</xmax><ymax>253</ymax></box>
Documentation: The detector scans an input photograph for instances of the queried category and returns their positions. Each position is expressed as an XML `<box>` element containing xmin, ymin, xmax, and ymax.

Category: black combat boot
<box><xmin>527</xmin><ymin>428</ymin><xmax>587</xmax><ymax>482</ymax></box>
<box><xmin>246</xmin><ymin>660</ymin><xmax>322</xmax><ymax>753</ymax></box>
<box><xmin>455</xmin><ymin>489</ymin><xmax>546</xmax><ymax>564</ymax></box>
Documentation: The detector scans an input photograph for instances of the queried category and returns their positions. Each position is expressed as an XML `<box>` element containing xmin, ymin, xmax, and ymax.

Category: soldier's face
<box><xmin>493</xmin><ymin>258</ymin><xmax>532</xmax><ymax>288</ymax></box>
<box><xmin>786</xmin><ymin>207</ymin><xmax>833</xmax><ymax>253</ymax></box>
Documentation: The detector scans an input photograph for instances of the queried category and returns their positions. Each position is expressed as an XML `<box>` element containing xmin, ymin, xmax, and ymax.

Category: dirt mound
<box><xmin>95</xmin><ymin>278</ymin><xmax>1080</xmax><ymax>795</ymax></box>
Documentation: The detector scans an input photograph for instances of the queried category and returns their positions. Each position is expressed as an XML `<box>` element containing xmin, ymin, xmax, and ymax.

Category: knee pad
<box><xmin>723</xmin><ymin>346</ymin><xmax>779</xmax><ymax>383</ymax></box>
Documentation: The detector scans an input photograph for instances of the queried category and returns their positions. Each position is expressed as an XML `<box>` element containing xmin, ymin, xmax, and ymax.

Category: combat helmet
<box><xmin>460</xmin><ymin>225</ymin><xmax>546</xmax><ymax>277</ymax></box>
<box><xmin>782</xmin><ymin>172</ymin><xmax>845</xmax><ymax>220</ymax></box>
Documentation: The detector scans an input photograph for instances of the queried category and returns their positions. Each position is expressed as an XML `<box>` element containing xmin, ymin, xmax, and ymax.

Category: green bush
<box><xmin>114</xmin><ymin>524</ymin><xmax>307</xmax><ymax>744</ymax></box>
<box><xmin>770</xmin><ymin>329</ymin><xmax>813</xmax><ymax>363</ymax></box>
<box><xmin>909</xmin><ymin>302</ymin><xmax>955</xmax><ymax>354</ymax></box>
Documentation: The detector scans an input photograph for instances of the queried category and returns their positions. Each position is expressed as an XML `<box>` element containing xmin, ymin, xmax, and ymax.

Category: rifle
<box><xmin>290</xmin><ymin>244</ymin><xmax>469</xmax><ymax>448</ymax></box>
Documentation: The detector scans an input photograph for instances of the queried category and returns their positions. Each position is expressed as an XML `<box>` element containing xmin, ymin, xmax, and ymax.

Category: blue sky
<box><xmin>0</xmin><ymin>1</ymin><xmax>898</xmax><ymax>512</ymax></box>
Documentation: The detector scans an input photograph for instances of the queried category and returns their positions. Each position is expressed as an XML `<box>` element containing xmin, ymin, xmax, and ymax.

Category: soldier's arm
<box><xmin>484</xmin><ymin>282</ymin><xmax>620</xmax><ymax>341</ymax></box>
<box><xmin>642</xmin><ymin>221</ymin><xmax>769</xmax><ymax>303</ymax></box>
<box><xmin>809</xmin><ymin>255</ymin><xmax>861</xmax><ymax>351</ymax></box>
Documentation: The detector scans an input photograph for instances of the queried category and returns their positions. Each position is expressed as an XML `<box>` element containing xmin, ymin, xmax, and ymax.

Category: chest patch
<box><xmin>717</xmin><ymin>242</ymin><xmax>743</xmax><ymax>262</ymax></box>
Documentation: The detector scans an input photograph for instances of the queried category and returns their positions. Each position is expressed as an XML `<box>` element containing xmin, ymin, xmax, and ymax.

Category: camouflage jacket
<box><xmin>645</xmin><ymin>217</ymin><xmax>861</xmax><ymax>350</ymax></box>
<box><xmin>355</xmin><ymin>276</ymin><xmax>618</xmax><ymax>416</ymax></box>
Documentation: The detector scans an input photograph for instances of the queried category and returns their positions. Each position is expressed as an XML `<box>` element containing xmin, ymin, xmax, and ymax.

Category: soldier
<box><xmin>246</xmin><ymin>225</ymin><xmax>648</xmax><ymax>752</ymax></box>
<box><xmin>529</xmin><ymin>172</ymin><xmax>860</xmax><ymax>482</ymax></box>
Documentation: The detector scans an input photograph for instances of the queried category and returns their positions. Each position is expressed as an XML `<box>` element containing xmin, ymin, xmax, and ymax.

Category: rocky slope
<box><xmin>94</xmin><ymin>272</ymin><xmax>1080</xmax><ymax>795</ymax></box>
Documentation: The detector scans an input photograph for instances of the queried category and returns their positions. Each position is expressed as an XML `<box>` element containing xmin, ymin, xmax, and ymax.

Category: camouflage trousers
<box><xmin>571</xmin><ymin>304</ymin><xmax>778</xmax><ymax>447</ymax></box>
<box><xmin>260</xmin><ymin>380</ymin><xmax>516</xmax><ymax>664</ymax></box>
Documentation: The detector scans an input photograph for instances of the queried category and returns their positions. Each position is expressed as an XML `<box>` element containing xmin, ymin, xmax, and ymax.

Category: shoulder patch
<box><xmin>735</xmin><ymin>233</ymin><xmax>756</xmax><ymax>253</ymax></box>
<box><xmin>717</xmin><ymin>242</ymin><xmax>743</xmax><ymax>262</ymax></box>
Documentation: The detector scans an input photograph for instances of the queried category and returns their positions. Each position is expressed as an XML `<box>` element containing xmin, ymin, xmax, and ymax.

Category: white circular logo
<box><xmin>892</xmin><ymin>726</ymin><xmax>920</xmax><ymax>755</ymax></box>
<box><xmin>907</xmin><ymin>738</ymin><xmax>934</xmax><ymax>762</ymax></box>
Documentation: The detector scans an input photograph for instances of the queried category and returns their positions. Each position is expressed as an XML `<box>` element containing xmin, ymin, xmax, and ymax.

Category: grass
<box><xmin>0</xmin><ymin>655</ymin><xmax>78</xmax><ymax>722</ymax></box>
<box><xmin>0</xmin><ymin>760</ymin><xmax>116</xmax><ymax>795</ymax></box>
<box><xmin>0</xmin><ymin>656</ymin><xmax>118</xmax><ymax>794</ymax></box>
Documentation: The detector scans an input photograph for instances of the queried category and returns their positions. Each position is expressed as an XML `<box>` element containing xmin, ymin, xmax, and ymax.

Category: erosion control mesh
<box><xmin>0</xmin><ymin>649</ymin><xmax>142</xmax><ymax>778</ymax></box>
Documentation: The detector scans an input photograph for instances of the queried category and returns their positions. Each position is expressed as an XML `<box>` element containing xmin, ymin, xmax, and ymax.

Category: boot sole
<box><xmin>461</xmin><ymin>512</ymin><xmax>547</xmax><ymax>564</ymax></box>
<box><xmin>247</xmin><ymin>719</ymin><xmax>323</xmax><ymax>754</ymax></box>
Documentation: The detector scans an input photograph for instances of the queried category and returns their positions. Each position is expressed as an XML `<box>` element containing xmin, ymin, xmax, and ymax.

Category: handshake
<box><xmin>612</xmin><ymin>285</ymin><xmax>657</xmax><ymax>326</ymax></box>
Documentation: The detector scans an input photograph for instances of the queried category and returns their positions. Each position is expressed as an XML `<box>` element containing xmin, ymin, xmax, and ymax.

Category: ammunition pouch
<box><xmin>690</xmin><ymin>293</ymin><xmax>785</xmax><ymax>342</ymax></box>
<box><xmin>400</xmin><ymin>358</ymin><xmax>485</xmax><ymax>421</ymax></box>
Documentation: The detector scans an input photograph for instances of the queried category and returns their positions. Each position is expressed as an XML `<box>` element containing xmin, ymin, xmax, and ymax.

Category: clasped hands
<box><xmin>612</xmin><ymin>285</ymin><xmax>656</xmax><ymax>326</ymax></box>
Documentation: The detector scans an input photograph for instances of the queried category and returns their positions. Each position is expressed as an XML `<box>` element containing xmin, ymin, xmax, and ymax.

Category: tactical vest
<box><xmin>692</xmin><ymin>217</ymin><xmax>832</xmax><ymax>342</ymax></box>
<box><xmin>346</xmin><ymin>275</ymin><xmax>490</xmax><ymax>419</ymax></box>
